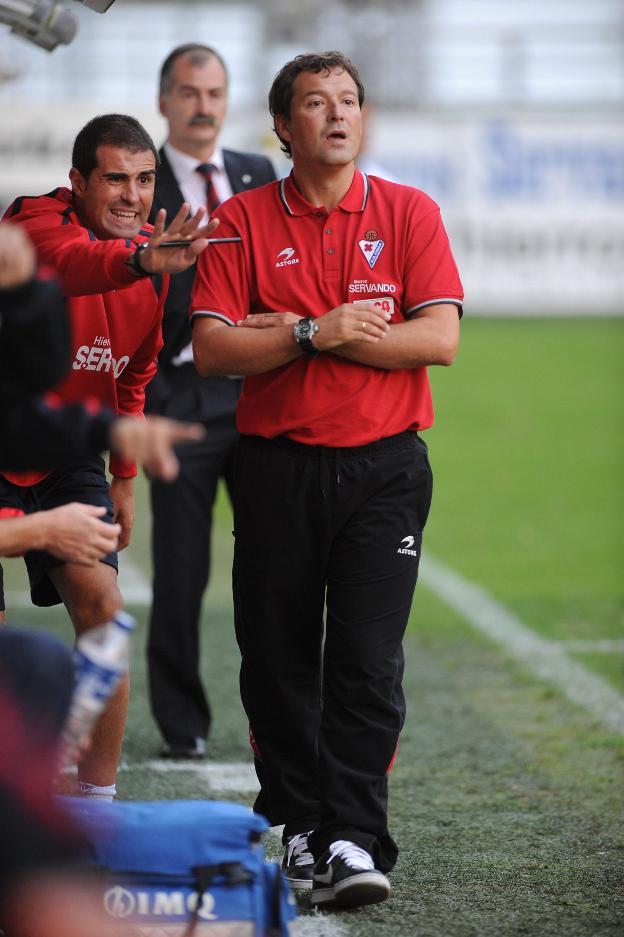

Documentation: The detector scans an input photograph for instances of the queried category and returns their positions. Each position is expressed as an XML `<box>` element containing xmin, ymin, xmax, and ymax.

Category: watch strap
<box><xmin>294</xmin><ymin>317</ymin><xmax>320</xmax><ymax>358</ymax></box>
<box><xmin>126</xmin><ymin>243</ymin><xmax>150</xmax><ymax>278</ymax></box>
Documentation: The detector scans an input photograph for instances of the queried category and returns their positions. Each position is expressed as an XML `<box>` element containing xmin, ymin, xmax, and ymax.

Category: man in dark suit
<box><xmin>146</xmin><ymin>44</ymin><xmax>276</xmax><ymax>758</ymax></box>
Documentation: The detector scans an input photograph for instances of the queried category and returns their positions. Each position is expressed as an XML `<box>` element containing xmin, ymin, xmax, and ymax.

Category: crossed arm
<box><xmin>192</xmin><ymin>301</ymin><xmax>460</xmax><ymax>377</ymax></box>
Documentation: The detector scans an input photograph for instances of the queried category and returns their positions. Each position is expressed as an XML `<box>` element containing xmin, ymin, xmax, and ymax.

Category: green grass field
<box><xmin>3</xmin><ymin>318</ymin><xmax>623</xmax><ymax>936</ymax></box>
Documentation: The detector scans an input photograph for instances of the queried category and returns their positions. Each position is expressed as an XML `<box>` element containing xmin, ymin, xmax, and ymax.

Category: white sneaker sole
<box><xmin>311</xmin><ymin>871</ymin><xmax>390</xmax><ymax>908</ymax></box>
<box><xmin>285</xmin><ymin>874</ymin><xmax>313</xmax><ymax>891</ymax></box>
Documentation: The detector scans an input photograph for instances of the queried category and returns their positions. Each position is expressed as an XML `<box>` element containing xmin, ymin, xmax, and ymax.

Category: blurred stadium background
<box><xmin>1</xmin><ymin>3</ymin><xmax>622</xmax><ymax>934</ymax></box>
<box><xmin>1</xmin><ymin>0</ymin><xmax>623</xmax><ymax>313</ymax></box>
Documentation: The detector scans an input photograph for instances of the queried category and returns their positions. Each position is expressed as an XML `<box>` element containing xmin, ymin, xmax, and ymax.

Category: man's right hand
<box><xmin>41</xmin><ymin>504</ymin><xmax>120</xmax><ymax>565</ymax></box>
<box><xmin>138</xmin><ymin>203</ymin><xmax>220</xmax><ymax>275</ymax></box>
<box><xmin>110</xmin><ymin>415</ymin><xmax>205</xmax><ymax>482</ymax></box>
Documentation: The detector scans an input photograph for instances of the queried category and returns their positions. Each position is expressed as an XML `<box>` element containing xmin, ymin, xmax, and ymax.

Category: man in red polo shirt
<box><xmin>191</xmin><ymin>52</ymin><xmax>463</xmax><ymax>909</ymax></box>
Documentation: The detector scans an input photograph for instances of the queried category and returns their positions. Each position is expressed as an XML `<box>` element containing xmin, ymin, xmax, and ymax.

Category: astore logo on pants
<box><xmin>397</xmin><ymin>535</ymin><xmax>419</xmax><ymax>557</ymax></box>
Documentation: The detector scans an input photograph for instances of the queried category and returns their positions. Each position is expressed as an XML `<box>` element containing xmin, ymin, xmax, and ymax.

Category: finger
<box><xmin>151</xmin><ymin>207</ymin><xmax>167</xmax><ymax>240</ymax></box>
<box><xmin>83</xmin><ymin>504</ymin><xmax>107</xmax><ymax>517</ymax></box>
<box><xmin>178</xmin><ymin>206</ymin><xmax>206</xmax><ymax>236</ymax></box>
<box><xmin>192</xmin><ymin>217</ymin><xmax>220</xmax><ymax>239</ymax></box>
<box><xmin>358</xmin><ymin>310</ymin><xmax>390</xmax><ymax>326</ymax></box>
<box><xmin>74</xmin><ymin>554</ymin><xmax>98</xmax><ymax>567</ymax></box>
<box><xmin>169</xmin><ymin>423</ymin><xmax>205</xmax><ymax>443</ymax></box>
<box><xmin>155</xmin><ymin>451</ymin><xmax>180</xmax><ymax>482</ymax></box>
<box><xmin>167</xmin><ymin>201</ymin><xmax>192</xmax><ymax>235</ymax></box>
<box><xmin>236</xmin><ymin>316</ymin><xmax>276</xmax><ymax>328</ymax></box>
<box><xmin>355</xmin><ymin>317</ymin><xmax>389</xmax><ymax>336</ymax></box>
<box><xmin>188</xmin><ymin>238</ymin><xmax>209</xmax><ymax>257</ymax></box>
<box><xmin>356</xmin><ymin>326</ymin><xmax>387</xmax><ymax>340</ymax></box>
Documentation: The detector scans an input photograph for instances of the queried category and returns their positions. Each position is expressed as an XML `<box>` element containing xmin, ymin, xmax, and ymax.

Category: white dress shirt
<box><xmin>163</xmin><ymin>141</ymin><xmax>234</xmax><ymax>216</ymax></box>
<box><xmin>162</xmin><ymin>143</ymin><xmax>235</xmax><ymax>368</ymax></box>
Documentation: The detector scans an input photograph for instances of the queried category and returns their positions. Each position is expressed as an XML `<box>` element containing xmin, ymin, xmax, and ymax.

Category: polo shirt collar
<box><xmin>279</xmin><ymin>169</ymin><xmax>370</xmax><ymax>217</ymax></box>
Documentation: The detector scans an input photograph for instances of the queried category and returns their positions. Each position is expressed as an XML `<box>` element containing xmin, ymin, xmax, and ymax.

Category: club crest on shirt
<box><xmin>358</xmin><ymin>230</ymin><xmax>384</xmax><ymax>269</ymax></box>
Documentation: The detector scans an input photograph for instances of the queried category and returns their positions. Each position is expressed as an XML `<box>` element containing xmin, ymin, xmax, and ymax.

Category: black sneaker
<box><xmin>160</xmin><ymin>737</ymin><xmax>206</xmax><ymax>760</ymax></box>
<box><xmin>281</xmin><ymin>831</ymin><xmax>315</xmax><ymax>891</ymax></box>
<box><xmin>311</xmin><ymin>840</ymin><xmax>390</xmax><ymax>908</ymax></box>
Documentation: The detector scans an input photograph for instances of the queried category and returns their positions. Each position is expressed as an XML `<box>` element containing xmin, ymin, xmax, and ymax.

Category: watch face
<box><xmin>296</xmin><ymin>318</ymin><xmax>313</xmax><ymax>340</ymax></box>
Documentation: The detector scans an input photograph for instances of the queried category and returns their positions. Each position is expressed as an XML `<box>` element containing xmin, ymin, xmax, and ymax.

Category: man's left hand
<box><xmin>109</xmin><ymin>476</ymin><xmax>135</xmax><ymax>551</ymax></box>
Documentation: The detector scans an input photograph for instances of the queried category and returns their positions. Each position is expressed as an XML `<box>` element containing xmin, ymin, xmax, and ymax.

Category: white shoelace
<box><xmin>287</xmin><ymin>832</ymin><xmax>315</xmax><ymax>867</ymax></box>
<box><xmin>328</xmin><ymin>840</ymin><xmax>375</xmax><ymax>871</ymax></box>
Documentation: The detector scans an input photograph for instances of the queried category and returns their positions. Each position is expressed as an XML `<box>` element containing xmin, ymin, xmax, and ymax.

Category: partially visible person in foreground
<box><xmin>0</xmin><ymin>628</ymin><xmax>136</xmax><ymax>937</ymax></box>
<box><xmin>0</xmin><ymin>223</ymin><xmax>205</xmax><ymax>563</ymax></box>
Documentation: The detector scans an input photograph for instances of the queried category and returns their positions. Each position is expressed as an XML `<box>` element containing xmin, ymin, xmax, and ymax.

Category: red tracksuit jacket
<box><xmin>2</xmin><ymin>187</ymin><xmax>167</xmax><ymax>485</ymax></box>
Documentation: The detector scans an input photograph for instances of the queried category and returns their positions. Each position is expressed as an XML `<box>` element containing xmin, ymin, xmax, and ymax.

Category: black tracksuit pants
<box><xmin>232</xmin><ymin>430</ymin><xmax>433</xmax><ymax>874</ymax></box>
<box><xmin>148</xmin><ymin>415</ymin><xmax>238</xmax><ymax>748</ymax></box>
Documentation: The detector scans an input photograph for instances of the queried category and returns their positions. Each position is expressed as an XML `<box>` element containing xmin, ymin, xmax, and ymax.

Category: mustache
<box><xmin>189</xmin><ymin>114</ymin><xmax>217</xmax><ymax>127</ymax></box>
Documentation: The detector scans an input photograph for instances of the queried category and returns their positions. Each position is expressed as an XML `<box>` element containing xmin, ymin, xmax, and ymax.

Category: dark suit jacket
<box><xmin>146</xmin><ymin>147</ymin><xmax>276</xmax><ymax>422</ymax></box>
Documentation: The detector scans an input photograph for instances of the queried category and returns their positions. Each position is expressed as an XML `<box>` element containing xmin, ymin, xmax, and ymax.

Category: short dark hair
<box><xmin>72</xmin><ymin>114</ymin><xmax>159</xmax><ymax>179</ymax></box>
<box><xmin>159</xmin><ymin>44</ymin><xmax>228</xmax><ymax>96</ymax></box>
<box><xmin>268</xmin><ymin>51</ymin><xmax>365</xmax><ymax>158</ymax></box>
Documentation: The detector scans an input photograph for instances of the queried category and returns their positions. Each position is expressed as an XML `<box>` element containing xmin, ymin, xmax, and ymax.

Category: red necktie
<box><xmin>195</xmin><ymin>163</ymin><xmax>221</xmax><ymax>215</ymax></box>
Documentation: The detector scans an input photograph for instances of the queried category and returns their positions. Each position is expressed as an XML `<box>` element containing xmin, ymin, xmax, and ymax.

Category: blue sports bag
<box><xmin>61</xmin><ymin>798</ymin><xmax>297</xmax><ymax>936</ymax></box>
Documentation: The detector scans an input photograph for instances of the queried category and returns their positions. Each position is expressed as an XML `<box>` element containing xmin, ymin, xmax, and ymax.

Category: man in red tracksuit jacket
<box><xmin>0</xmin><ymin>113</ymin><xmax>217</xmax><ymax>799</ymax></box>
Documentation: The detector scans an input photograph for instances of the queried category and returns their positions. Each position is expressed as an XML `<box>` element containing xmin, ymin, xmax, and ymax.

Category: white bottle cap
<box><xmin>113</xmin><ymin>611</ymin><xmax>136</xmax><ymax>632</ymax></box>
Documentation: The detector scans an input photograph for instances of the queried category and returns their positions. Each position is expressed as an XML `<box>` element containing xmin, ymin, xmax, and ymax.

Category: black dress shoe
<box><xmin>160</xmin><ymin>737</ymin><xmax>206</xmax><ymax>760</ymax></box>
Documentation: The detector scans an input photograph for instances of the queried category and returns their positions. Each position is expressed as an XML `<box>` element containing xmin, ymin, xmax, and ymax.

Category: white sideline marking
<box><xmin>297</xmin><ymin>916</ymin><xmax>349</xmax><ymax>937</ymax></box>
<box><xmin>420</xmin><ymin>553</ymin><xmax>624</xmax><ymax>736</ymax></box>
<box><xmin>4</xmin><ymin>553</ymin><xmax>224</xmax><ymax>617</ymax></box>
<box><xmin>4</xmin><ymin>555</ymin><xmax>152</xmax><ymax>608</ymax></box>
<box><xmin>124</xmin><ymin>760</ymin><xmax>260</xmax><ymax>793</ymax></box>
<box><xmin>557</xmin><ymin>639</ymin><xmax>624</xmax><ymax>653</ymax></box>
<box><xmin>117</xmin><ymin>556</ymin><xmax>152</xmax><ymax>604</ymax></box>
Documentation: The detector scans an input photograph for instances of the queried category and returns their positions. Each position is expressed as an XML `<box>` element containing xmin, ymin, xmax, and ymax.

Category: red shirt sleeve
<box><xmin>401</xmin><ymin>192</ymin><xmax>464</xmax><ymax>317</ymax></box>
<box><xmin>6</xmin><ymin>193</ymin><xmax>138</xmax><ymax>296</ymax></box>
<box><xmin>190</xmin><ymin>204</ymin><xmax>251</xmax><ymax>326</ymax></box>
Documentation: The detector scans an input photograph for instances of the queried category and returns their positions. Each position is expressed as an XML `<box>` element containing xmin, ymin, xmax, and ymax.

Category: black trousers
<box><xmin>147</xmin><ymin>415</ymin><xmax>238</xmax><ymax>747</ymax></box>
<box><xmin>232</xmin><ymin>431</ymin><xmax>433</xmax><ymax>874</ymax></box>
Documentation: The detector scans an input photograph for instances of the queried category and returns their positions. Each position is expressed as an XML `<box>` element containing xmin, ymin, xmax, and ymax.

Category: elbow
<box><xmin>437</xmin><ymin>344</ymin><xmax>458</xmax><ymax>367</ymax></box>
<box><xmin>191</xmin><ymin>347</ymin><xmax>213</xmax><ymax>377</ymax></box>
<box><xmin>434</xmin><ymin>322</ymin><xmax>460</xmax><ymax>366</ymax></box>
<box><xmin>431</xmin><ymin>337</ymin><xmax>459</xmax><ymax>367</ymax></box>
<box><xmin>191</xmin><ymin>333</ymin><xmax>222</xmax><ymax>377</ymax></box>
<box><xmin>193</xmin><ymin>353</ymin><xmax>218</xmax><ymax>377</ymax></box>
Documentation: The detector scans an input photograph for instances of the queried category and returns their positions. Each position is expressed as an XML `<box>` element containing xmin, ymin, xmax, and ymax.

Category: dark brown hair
<box><xmin>269</xmin><ymin>51</ymin><xmax>365</xmax><ymax>158</ymax></box>
<box><xmin>72</xmin><ymin>114</ymin><xmax>159</xmax><ymax>179</ymax></box>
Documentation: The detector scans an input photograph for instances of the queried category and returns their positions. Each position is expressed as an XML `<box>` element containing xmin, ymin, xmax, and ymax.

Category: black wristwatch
<box><xmin>125</xmin><ymin>242</ymin><xmax>150</xmax><ymax>278</ymax></box>
<box><xmin>293</xmin><ymin>317</ymin><xmax>320</xmax><ymax>357</ymax></box>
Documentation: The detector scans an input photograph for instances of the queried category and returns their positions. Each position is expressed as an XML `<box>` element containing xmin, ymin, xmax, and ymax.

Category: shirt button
<box><xmin>316</xmin><ymin>212</ymin><xmax>323</xmax><ymax>218</ymax></box>
<box><xmin>325</xmin><ymin>228</ymin><xmax>332</xmax><ymax>235</ymax></box>
<box><xmin>327</xmin><ymin>248</ymin><xmax>335</xmax><ymax>255</ymax></box>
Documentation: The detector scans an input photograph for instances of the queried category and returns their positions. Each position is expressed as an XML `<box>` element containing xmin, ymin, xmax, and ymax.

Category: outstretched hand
<box><xmin>140</xmin><ymin>203</ymin><xmax>220</xmax><ymax>274</ymax></box>
<box><xmin>110</xmin><ymin>415</ymin><xmax>205</xmax><ymax>482</ymax></box>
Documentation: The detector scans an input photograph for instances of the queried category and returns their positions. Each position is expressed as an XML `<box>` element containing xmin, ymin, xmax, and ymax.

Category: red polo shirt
<box><xmin>191</xmin><ymin>171</ymin><xmax>463</xmax><ymax>446</ymax></box>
